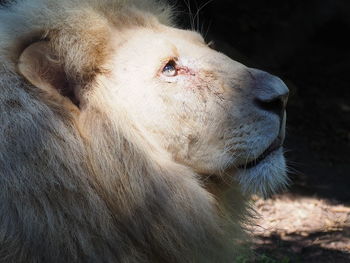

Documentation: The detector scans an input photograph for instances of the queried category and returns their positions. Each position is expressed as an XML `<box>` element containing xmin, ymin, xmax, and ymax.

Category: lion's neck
<box><xmin>78</xmin><ymin>108</ymin><xmax>248</xmax><ymax>262</ymax></box>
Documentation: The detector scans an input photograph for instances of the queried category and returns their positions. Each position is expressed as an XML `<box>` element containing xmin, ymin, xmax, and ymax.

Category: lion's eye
<box><xmin>162</xmin><ymin>60</ymin><xmax>177</xmax><ymax>77</ymax></box>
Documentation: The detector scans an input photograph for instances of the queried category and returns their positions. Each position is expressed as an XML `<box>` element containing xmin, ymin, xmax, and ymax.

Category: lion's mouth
<box><xmin>237</xmin><ymin>137</ymin><xmax>283</xmax><ymax>169</ymax></box>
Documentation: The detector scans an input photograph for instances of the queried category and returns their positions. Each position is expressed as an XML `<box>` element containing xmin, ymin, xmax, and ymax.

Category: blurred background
<box><xmin>172</xmin><ymin>0</ymin><xmax>350</xmax><ymax>262</ymax></box>
<box><xmin>1</xmin><ymin>0</ymin><xmax>349</xmax><ymax>261</ymax></box>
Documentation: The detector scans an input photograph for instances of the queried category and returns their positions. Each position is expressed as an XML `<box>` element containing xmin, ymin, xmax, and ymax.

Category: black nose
<box><xmin>250</xmin><ymin>69</ymin><xmax>289</xmax><ymax>119</ymax></box>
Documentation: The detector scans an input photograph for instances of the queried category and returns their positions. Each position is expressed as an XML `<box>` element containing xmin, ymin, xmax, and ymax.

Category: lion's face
<box><xmin>104</xmin><ymin>25</ymin><xmax>289</xmax><ymax>194</ymax></box>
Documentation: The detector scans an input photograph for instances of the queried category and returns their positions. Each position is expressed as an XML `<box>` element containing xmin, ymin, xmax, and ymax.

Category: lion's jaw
<box><xmin>103</xmin><ymin>25</ymin><xmax>289</xmax><ymax>195</ymax></box>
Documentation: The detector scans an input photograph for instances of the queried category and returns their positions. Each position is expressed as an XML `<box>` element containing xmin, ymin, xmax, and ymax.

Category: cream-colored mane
<box><xmin>0</xmin><ymin>0</ymin><xmax>288</xmax><ymax>262</ymax></box>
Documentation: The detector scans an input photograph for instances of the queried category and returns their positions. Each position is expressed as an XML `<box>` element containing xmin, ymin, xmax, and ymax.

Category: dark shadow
<box><xmin>253</xmin><ymin>227</ymin><xmax>350</xmax><ymax>263</ymax></box>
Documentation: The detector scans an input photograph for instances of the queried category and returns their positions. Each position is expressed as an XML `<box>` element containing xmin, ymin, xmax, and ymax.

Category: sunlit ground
<box><xmin>249</xmin><ymin>194</ymin><xmax>350</xmax><ymax>262</ymax></box>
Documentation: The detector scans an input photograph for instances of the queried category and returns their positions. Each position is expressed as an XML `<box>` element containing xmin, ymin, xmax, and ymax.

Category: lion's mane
<box><xmin>0</xmin><ymin>0</ymin><xmax>249</xmax><ymax>262</ymax></box>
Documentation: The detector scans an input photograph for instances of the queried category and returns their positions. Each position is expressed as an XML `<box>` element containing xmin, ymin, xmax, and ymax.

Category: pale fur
<box><xmin>0</xmin><ymin>0</ymin><xmax>288</xmax><ymax>262</ymax></box>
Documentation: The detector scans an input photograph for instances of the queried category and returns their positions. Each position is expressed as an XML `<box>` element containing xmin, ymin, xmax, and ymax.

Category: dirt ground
<box><xmin>251</xmin><ymin>195</ymin><xmax>350</xmax><ymax>262</ymax></box>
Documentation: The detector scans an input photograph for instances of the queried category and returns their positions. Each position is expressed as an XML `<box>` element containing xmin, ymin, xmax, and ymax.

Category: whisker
<box><xmin>193</xmin><ymin>0</ymin><xmax>214</xmax><ymax>32</ymax></box>
<box><xmin>182</xmin><ymin>0</ymin><xmax>195</xmax><ymax>30</ymax></box>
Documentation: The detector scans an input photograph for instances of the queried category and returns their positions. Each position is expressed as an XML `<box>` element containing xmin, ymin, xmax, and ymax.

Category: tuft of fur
<box><xmin>0</xmin><ymin>0</ymin><xmax>252</xmax><ymax>262</ymax></box>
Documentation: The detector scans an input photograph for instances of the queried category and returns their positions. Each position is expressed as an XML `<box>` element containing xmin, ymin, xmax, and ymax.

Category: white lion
<box><xmin>0</xmin><ymin>0</ymin><xmax>289</xmax><ymax>262</ymax></box>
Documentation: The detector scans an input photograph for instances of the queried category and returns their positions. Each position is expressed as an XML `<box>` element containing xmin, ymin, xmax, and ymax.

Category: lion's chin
<box><xmin>235</xmin><ymin>148</ymin><xmax>289</xmax><ymax>197</ymax></box>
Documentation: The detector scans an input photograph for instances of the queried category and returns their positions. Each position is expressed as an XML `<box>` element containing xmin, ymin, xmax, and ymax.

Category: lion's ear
<box><xmin>18</xmin><ymin>41</ymin><xmax>79</xmax><ymax>106</ymax></box>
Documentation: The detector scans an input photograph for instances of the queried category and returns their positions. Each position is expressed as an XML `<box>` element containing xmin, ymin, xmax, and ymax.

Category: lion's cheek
<box><xmin>157</xmin><ymin>122</ymin><xmax>234</xmax><ymax>174</ymax></box>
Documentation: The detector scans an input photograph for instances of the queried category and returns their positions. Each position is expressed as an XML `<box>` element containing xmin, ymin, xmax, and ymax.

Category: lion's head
<box><xmin>0</xmin><ymin>0</ymin><xmax>288</xmax><ymax>261</ymax></box>
<box><xmin>103</xmin><ymin>25</ymin><xmax>289</xmax><ymax>195</ymax></box>
<box><xmin>18</xmin><ymin>10</ymin><xmax>288</xmax><ymax>196</ymax></box>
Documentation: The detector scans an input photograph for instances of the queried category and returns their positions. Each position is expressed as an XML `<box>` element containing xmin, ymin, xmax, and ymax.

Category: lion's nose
<box><xmin>249</xmin><ymin>69</ymin><xmax>289</xmax><ymax>120</ymax></box>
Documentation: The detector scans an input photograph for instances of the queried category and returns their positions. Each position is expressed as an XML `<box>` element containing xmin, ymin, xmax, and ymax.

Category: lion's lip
<box><xmin>237</xmin><ymin>137</ymin><xmax>283</xmax><ymax>169</ymax></box>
